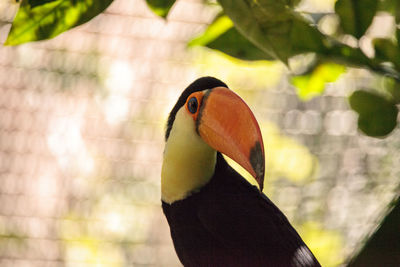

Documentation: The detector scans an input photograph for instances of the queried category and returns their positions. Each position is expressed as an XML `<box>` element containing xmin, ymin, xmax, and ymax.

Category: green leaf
<box><xmin>189</xmin><ymin>15</ymin><xmax>273</xmax><ymax>61</ymax></box>
<box><xmin>335</xmin><ymin>0</ymin><xmax>378</xmax><ymax>39</ymax></box>
<box><xmin>349</xmin><ymin>90</ymin><xmax>398</xmax><ymax>137</ymax></box>
<box><xmin>292</xmin><ymin>63</ymin><xmax>346</xmax><ymax>101</ymax></box>
<box><xmin>382</xmin><ymin>77</ymin><xmax>400</xmax><ymax>104</ymax></box>
<box><xmin>28</xmin><ymin>0</ymin><xmax>57</xmax><ymax>8</ymax></box>
<box><xmin>324</xmin><ymin>43</ymin><xmax>380</xmax><ymax>72</ymax></box>
<box><xmin>380</xmin><ymin>0</ymin><xmax>400</xmax><ymax>45</ymax></box>
<box><xmin>217</xmin><ymin>0</ymin><xmax>327</xmax><ymax>63</ymax></box>
<box><xmin>189</xmin><ymin>15</ymin><xmax>234</xmax><ymax>47</ymax></box>
<box><xmin>397</xmin><ymin>28</ymin><xmax>400</xmax><ymax>46</ymax></box>
<box><xmin>207</xmin><ymin>28</ymin><xmax>275</xmax><ymax>61</ymax></box>
<box><xmin>378</xmin><ymin>0</ymin><xmax>400</xmax><ymax>22</ymax></box>
<box><xmin>145</xmin><ymin>0</ymin><xmax>176</xmax><ymax>18</ymax></box>
<box><xmin>379</xmin><ymin>0</ymin><xmax>400</xmax><ymax>46</ymax></box>
<box><xmin>289</xmin><ymin>19</ymin><xmax>328</xmax><ymax>55</ymax></box>
<box><xmin>5</xmin><ymin>0</ymin><xmax>113</xmax><ymax>46</ymax></box>
<box><xmin>374</xmin><ymin>38</ymin><xmax>400</xmax><ymax>70</ymax></box>
<box><xmin>378</xmin><ymin>0</ymin><xmax>396</xmax><ymax>13</ymax></box>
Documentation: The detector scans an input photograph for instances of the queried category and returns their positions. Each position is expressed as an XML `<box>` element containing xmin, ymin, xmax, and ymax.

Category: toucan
<box><xmin>161</xmin><ymin>77</ymin><xmax>321</xmax><ymax>266</ymax></box>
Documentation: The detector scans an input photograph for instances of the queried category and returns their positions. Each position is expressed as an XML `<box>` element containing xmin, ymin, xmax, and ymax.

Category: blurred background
<box><xmin>0</xmin><ymin>0</ymin><xmax>399</xmax><ymax>266</ymax></box>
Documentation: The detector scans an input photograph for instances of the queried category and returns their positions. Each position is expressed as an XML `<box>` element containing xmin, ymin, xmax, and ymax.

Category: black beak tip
<box><xmin>250</xmin><ymin>141</ymin><xmax>265</xmax><ymax>191</ymax></box>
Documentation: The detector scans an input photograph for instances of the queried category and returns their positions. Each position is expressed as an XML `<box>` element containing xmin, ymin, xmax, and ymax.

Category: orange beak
<box><xmin>197</xmin><ymin>87</ymin><xmax>265</xmax><ymax>191</ymax></box>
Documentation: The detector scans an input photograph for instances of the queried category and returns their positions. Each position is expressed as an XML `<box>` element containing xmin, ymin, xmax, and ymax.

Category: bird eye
<box><xmin>187</xmin><ymin>97</ymin><xmax>198</xmax><ymax>114</ymax></box>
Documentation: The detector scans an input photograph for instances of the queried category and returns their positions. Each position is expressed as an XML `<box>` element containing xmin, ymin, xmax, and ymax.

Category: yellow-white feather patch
<box><xmin>161</xmin><ymin>107</ymin><xmax>216</xmax><ymax>204</ymax></box>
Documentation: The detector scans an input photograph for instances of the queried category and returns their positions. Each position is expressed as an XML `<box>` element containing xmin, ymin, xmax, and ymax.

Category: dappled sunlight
<box><xmin>103</xmin><ymin>95</ymin><xmax>130</xmax><ymax>125</ymax></box>
<box><xmin>60</xmin><ymin>192</ymin><xmax>157</xmax><ymax>266</ymax></box>
<box><xmin>262</xmin><ymin>121</ymin><xmax>319</xmax><ymax>184</ymax></box>
<box><xmin>226</xmin><ymin>120</ymin><xmax>318</xmax><ymax>189</ymax></box>
<box><xmin>64</xmin><ymin>236</ymin><xmax>124</xmax><ymax>267</ymax></box>
<box><xmin>103</xmin><ymin>211</ymin><xmax>125</xmax><ymax>235</ymax></box>
<box><xmin>47</xmin><ymin>115</ymin><xmax>95</xmax><ymax>176</ymax></box>
<box><xmin>298</xmin><ymin>222</ymin><xmax>344</xmax><ymax>267</ymax></box>
<box><xmin>92</xmin><ymin>194</ymin><xmax>153</xmax><ymax>242</ymax></box>
<box><xmin>102</xmin><ymin>60</ymin><xmax>135</xmax><ymax>125</ymax></box>
<box><xmin>291</xmin><ymin>63</ymin><xmax>346</xmax><ymax>101</ymax></box>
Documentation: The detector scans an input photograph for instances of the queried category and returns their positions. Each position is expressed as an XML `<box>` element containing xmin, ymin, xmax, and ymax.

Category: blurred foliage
<box><xmin>383</xmin><ymin>76</ymin><xmax>400</xmax><ymax>103</ymax></box>
<box><xmin>299</xmin><ymin>222</ymin><xmax>344</xmax><ymax>267</ymax></box>
<box><xmin>335</xmin><ymin>0</ymin><xmax>378</xmax><ymax>39</ymax></box>
<box><xmin>63</xmin><ymin>235</ymin><xmax>124</xmax><ymax>266</ymax></box>
<box><xmin>5</xmin><ymin>0</ymin><xmax>113</xmax><ymax>45</ymax></box>
<box><xmin>216</xmin><ymin>0</ymin><xmax>327</xmax><ymax>63</ymax></box>
<box><xmin>349</xmin><ymin>90</ymin><xmax>398</xmax><ymax>137</ymax></box>
<box><xmin>5</xmin><ymin>0</ymin><xmax>400</xmax><ymax>136</ymax></box>
<box><xmin>199</xmin><ymin>0</ymin><xmax>400</xmax><ymax>138</ymax></box>
<box><xmin>5</xmin><ymin>0</ymin><xmax>400</xmax><ymax>137</ymax></box>
<box><xmin>28</xmin><ymin>0</ymin><xmax>57</xmax><ymax>8</ymax></box>
<box><xmin>224</xmin><ymin>121</ymin><xmax>318</xmax><ymax>190</ymax></box>
<box><xmin>192</xmin><ymin>47</ymin><xmax>283</xmax><ymax>92</ymax></box>
<box><xmin>291</xmin><ymin>63</ymin><xmax>346</xmax><ymax>101</ymax></box>
<box><xmin>261</xmin><ymin>121</ymin><xmax>318</xmax><ymax>185</ymax></box>
<box><xmin>374</xmin><ymin>38</ymin><xmax>400</xmax><ymax>70</ymax></box>
<box><xmin>378</xmin><ymin>0</ymin><xmax>400</xmax><ymax>23</ymax></box>
<box><xmin>145</xmin><ymin>0</ymin><xmax>175</xmax><ymax>18</ymax></box>
<box><xmin>189</xmin><ymin>15</ymin><xmax>274</xmax><ymax>61</ymax></box>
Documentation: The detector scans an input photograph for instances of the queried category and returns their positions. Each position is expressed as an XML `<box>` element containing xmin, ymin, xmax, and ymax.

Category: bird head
<box><xmin>162</xmin><ymin>77</ymin><xmax>265</xmax><ymax>203</ymax></box>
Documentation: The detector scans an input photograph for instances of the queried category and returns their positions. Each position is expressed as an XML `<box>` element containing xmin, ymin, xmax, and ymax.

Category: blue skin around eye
<box><xmin>188</xmin><ymin>97</ymin><xmax>198</xmax><ymax>114</ymax></box>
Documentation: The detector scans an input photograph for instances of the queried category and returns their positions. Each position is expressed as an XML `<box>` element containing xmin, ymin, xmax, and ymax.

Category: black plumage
<box><xmin>163</xmin><ymin>153</ymin><xmax>320</xmax><ymax>266</ymax></box>
<box><xmin>162</xmin><ymin>77</ymin><xmax>321</xmax><ymax>266</ymax></box>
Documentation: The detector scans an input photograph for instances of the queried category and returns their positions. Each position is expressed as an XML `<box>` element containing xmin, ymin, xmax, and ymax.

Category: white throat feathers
<box><xmin>161</xmin><ymin>107</ymin><xmax>217</xmax><ymax>204</ymax></box>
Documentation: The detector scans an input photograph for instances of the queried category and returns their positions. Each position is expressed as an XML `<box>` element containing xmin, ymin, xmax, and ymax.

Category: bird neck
<box><xmin>161</xmin><ymin>108</ymin><xmax>217</xmax><ymax>204</ymax></box>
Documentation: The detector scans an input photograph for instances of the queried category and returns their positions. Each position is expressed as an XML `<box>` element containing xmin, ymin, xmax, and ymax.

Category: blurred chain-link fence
<box><xmin>0</xmin><ymin>0</ymin><xmax>399</xmax><ymax>266</ymax></box>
